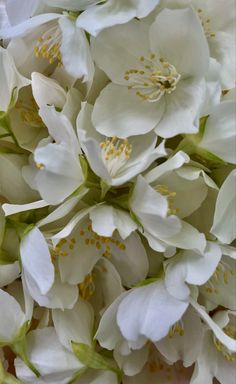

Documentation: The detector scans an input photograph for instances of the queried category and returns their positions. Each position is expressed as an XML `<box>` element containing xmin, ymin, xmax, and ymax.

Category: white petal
<box><xmin>156</xmin><ymin>307</ymin><xmax>204</xmax><ymax>367</ymax></box>
<box><xmin>145</xmin><ymin>151</ymin><xmax>190</xmax><ymax>183</ymax></box>
<box><xmin>34</xmin><ymin>143</ymin><xmax>83</xmax><ymax>205</ymax></box>
<box><xmin>91</xmin><ymin>19</ymin><xmax>150</xmax><ymax>85</ymax></box>
<box><xmin>0</xmin><ymin>289</ymin><xmax>25</xmax><ymax>342</ymax></box>
<box><xmin>190</xmin><ymin>298</ymin><xmax>236</xmax><ymax>352</ymax></box>
<box><xmin>0</xmin><ymin>47</ymin><xmax>30</xmax><ymax>112</ymax></box>
<box><xmin>0</xmin><ymin>12</ymin><xmax>60</xmax><ymax>38</ymax></box>
<box><xmin>2</xmin><ymin>199</ymin><xmax>49</xmax><ymax>217</ymax></box>
<box><xmin>200</xmin><ymin>101</ymin><xmax>236</xmax><ymax>164</ymax></box>
<box><xmin>164</xmin><ymin>221</ymin><xmax>206</xmax><ymax>253</ymax></box>
<box><xmin>117</xmin><ymin>280</ymin><xmax>188</xmax><ymax>343</ymax></box>
<box><xmin>95</xmin><ymin>292</ymin><xmax>128</xmax><ymax>350</ymax></box>
<box><xmin>90</xmin><ymin>205</ymin><xmax>137</xmax><ymax>240</ymax></box>
<box><xmin>154</xmin><ymin>79</ymin><xmax>206</xmax><ymax>138</ymax></box>
<box><xmin>77</xmin><ymin>0</ymin><xmax>136</xmax><ymax>37</ymax></box>
<box><xmin>52</xmin><ymin>299</ymin><xmax>94</xmax><ymax>351</ymax></box>
<box><xmin>59</xmin><ymin>17</ymin><xmax>94</xmax><ymax>82</ymax></box>
<box><xmin>20</xmin><ymin>227</ymin><xmax>54</xmax><ymax>295</ymax></box>
<box><xmin>31</xmin><ymin>72</ymin><xmax>67</xmax><ymax>109</ymax></box>
<box><xmin>131</xmin><ymin>175</ymin><xmax>168</xmax><ymax>217</ymax></box>
<box><xmin>15</xmin><ymin>327</ymin><xmax>81</xmax><ymax>383</ymax></box>
<box><xmin>92</xmin><ymin>83</ymin><xmax>165</xmax><ymax>138</ymax></box>
<box><xmin>38</xmin><ymin>190</ymin><xmax>88</xmax><ymax>228</ymax></box>
<box><xmin>165</xmin><ymin>242</ymin><xmax>221</xmax><ymax>300</ymax></box>
<box><xmin>39</xmin><ymin>106</ymin><xmax>80</xmax><ymax>154</ymax></box>
<box><xmin>150</xmin><ymin>8</ymin><xmax>209</xmax><ymax>77</ymax></box>
<box><xmin>0</xmin><ymin>261</ymin><xmax>20</xmax><ymax>288</ymax></box>
<box><xmin>6</xmin><ymin>0</ymin><xmax>42</xmax><ymax>25</ymax></box>
<box><xmin>211</xmin><ymin>170</ymin><xmax>236</xmax><ymax>243</ymax></box>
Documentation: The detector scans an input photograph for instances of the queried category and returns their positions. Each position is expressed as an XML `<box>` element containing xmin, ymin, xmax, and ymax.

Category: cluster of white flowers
<box><xmin>0</xmin><ymin>0</ymin><xmax>235</xmax><ymax>383</ymax></box>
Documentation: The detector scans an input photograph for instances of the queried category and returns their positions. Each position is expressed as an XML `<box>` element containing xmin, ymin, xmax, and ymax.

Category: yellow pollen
<box><xmin>36</xmin><ymin>163</ymin><xmax>45</xmax><ymax>170</ymax></box>
<box><xmin>155</xmin><ymin>184</ymin><xmax>179</xmax><ymax>215</ymax></box>
<box><xmin>79</xmin><ymin>273</ymin><xmax>96</xmax><ymax>301</ymax></box>
<box><xmin>125</xmin><ymin>54</ymin><xmax>180</xmax><ymax>102</ymax></box>
<box><xmin>34</xmin><ymin>23</ymin><xmax>63</xmax><ymax>66</ymax></box>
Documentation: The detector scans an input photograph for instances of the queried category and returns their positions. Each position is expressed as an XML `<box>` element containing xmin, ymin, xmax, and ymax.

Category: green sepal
<box><xmin>7</xmin><ymin>220</ymin><xmax>35</xmax><ymax>241</ymax></box>
<box><xmin>100</xmin><ymin>180</ymin><xmax>110</xmax><ymax>200</ymax></box>
<box><xmin>63</xmin><ymin>10</ymin><xmax>80</xmax><ymax>20</ymax></box>
<box><xmin>71</xmin><ymin>342</ymin><xmax>120</xmax><ymax>375</ymax></box>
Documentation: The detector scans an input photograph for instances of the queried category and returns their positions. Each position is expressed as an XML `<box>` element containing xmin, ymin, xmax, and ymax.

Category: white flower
<box><xmin>145</xmin><ymin>153</ymin><xmax>218</xmax><ymax>219</ymax></box>
<box><xmin>130</xmin><ymin>174</ymin><xmax>206</xmax><ymax>254</ymax></box>
<box><xmin>22</xmin><ymin>106</ymin><xmax>84</xmax><ymax>205</ymax></box>
<box><xmin>0</xmin><ymin>12</ymin><xmax>94</xmax><ymax>82</ymax></box>
<box><xmin>77</xmin><ymin>103</ymin><xmax>166</xmax><ymax>186</ymax></box>
<box><xmin>54</xmin><ymin>211</ymin><xmax>148</xmax><ymax>288</ymax></box>
<box><xmin>91</xmin><ymin>8</ymin><xmax>209</xmax><ymax>138</ymax></box>
<box><xmin>211</xmin><ymin>170</ymin><xmax>236</xmax><ymax>244</ymax></box>
<box><xmin>0</xmin><ymin>47</ymin><xmax>30</xmax><ymax>114</ymax></box>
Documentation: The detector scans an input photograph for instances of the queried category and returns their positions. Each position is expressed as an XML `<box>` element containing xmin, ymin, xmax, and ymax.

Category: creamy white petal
<box><xmin>92</xmin><ymin>83</ymin><xmax>165</xmax><ymax>138</ymax></box>
<box><xmin>149</xmin><ymin>8</ymin><xmax>209</xmax><ymax>77</ymax></box>
<box><xmin>20</xmin><ymin>227</ymin><xmax>54</xmax><ymax>295</ymax></box>
<box><xmin>117</xmin><ymin>280</ymin><xmax>188</xmax><ymax>343</ymax></box>
<box><xmin>211</xmin><ymin>170</ymin><xmax>236</xmax><ymax>243</ymax></box>
<box><xmin>59</xmin><ymin>16</ymin><xmax>94</xmax><ymax>82</ymax></box>
<box><xmin>0</xmin><ymin>289</ymin><xmax>25</xmax><ymax>342</ymax></box>
<box><xmin>31</xmin><ymin>72</ymin><xmax>67</xmax><ymax>109</ymax></box>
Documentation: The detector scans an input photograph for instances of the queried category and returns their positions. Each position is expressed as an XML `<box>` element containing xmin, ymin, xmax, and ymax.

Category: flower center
<box><xmin>34</xmin><ymin>23</ymin><xmax>62</xmax><ymax>66</ymax></box>
<box><xmin>100</xmin><ymin>137</ymin><xmax>132</xmax><ymax>177</ymax></box>
<box><xmin>124</xmin><ymin>54</ymin><xmax>181</xmax><ymax>102</ymax></box>
<box><xmin>15</xmin><ymin>98</ymin><xmax>43</xmax><ymax>127</ymax></box>
<box><xmin>197</xmin><ymin>9</ymin><xmax>216</xmax><ymax>39</ymax></box>
<box><xmin>53</xmin><ymin>222</ymin><xmax>127</xmax><ymax>260</ymax></box>
<box><xmin>204</xmin><ymin>260</ymin><xmax>235</xmax><ymax>294</ymax></box>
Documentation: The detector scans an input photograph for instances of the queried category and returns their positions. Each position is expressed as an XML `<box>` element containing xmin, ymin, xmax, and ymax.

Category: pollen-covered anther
<box><xmin>100</xmin><ymin>137</ymin><xmax>132</xmax><ymax>166</ymax></box>
<box><xmin>197</xmin><ymin>8</ymin><xmax>216</xmax><ymax>38</ymax></box>
<box><xmin>124</xmin><ymin>54</ymin><xmax>181</xmax><ymax>102</ymax></box>
<box><xmin>155</xmin><ymin>184</ymin><xmax>179</xmax><ymax>215</ymax></box>
<box><xmin>34</xmin><ymin>24</ymin><xmax>63</xmax><ymax>66</ymax></box>
<box><xmin>79</xmin><ymin>273</ymin><xmax>96</xmax><ymax>300</ymax></box>
<box><xmin>36</xmin><ymin>162</ymin><xmax>45</xmax><ymax>170</ymax></box>
<box><xmin>168</xmin><ymin>321</ymin><xmax>184</xmax><ymax>338</ymax></box>
<box><xmin>214</xmin><ymin>333</ymin><xmax>235</xmax><ymax>362</ymax></box>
